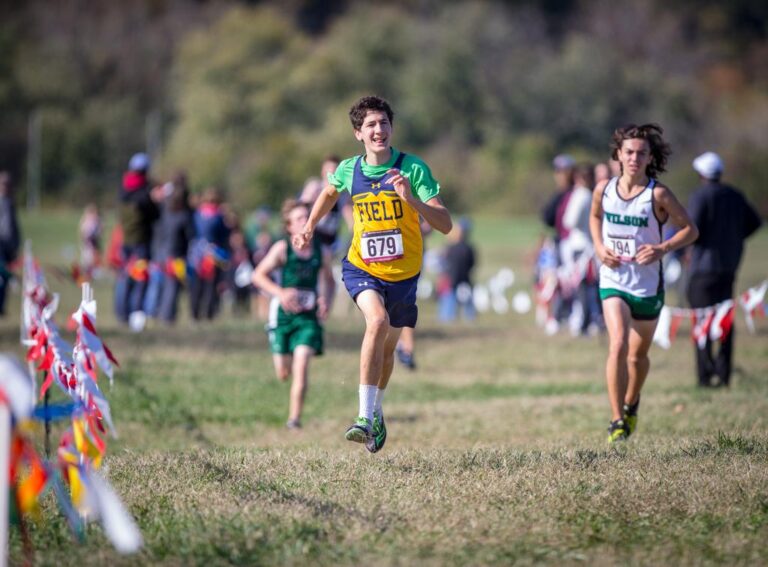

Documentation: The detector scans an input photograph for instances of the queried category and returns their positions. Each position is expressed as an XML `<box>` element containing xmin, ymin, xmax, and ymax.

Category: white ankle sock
<box><xmin>358</xmin><ymin>385</ymin><xmax>377</xmax><ymax>422</ymax></box>
<box><xmin>374</xmin><ymin>388</ymin><xmax>385</xmax><ymax>415</ymax></box>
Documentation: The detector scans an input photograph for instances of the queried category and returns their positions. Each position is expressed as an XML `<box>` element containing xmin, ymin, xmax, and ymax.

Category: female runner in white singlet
<box><xmin>589</xmin><ymin>124</ymin><xmax>698</xmax><ymax>442</ymax></box>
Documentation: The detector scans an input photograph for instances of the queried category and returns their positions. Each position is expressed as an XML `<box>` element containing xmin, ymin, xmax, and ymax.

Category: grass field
<box><xmin>3</xmin><ymin>210</ymin><xmax>767</xmax><ymax>566</ymax></box>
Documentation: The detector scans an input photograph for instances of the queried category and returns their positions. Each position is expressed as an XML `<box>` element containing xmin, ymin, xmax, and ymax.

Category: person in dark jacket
<box><xmin>0</xmin><ymin>172</ymin><xmax>20</xmax><ymax>316</ymax></box>
<box><xmin>156</xmin><ymin>173</ymin><xmax>195</xmax><ymax>324</ymax></box>
<box><xmin>438</xmin><ymin>217</ymin><xmax>477</xmax><ymax>322</ymax></box>
<box><xmin>115</xmin><ymin>153</ymin><xmax>161</xmax><ymax>328</ymax></box>
<box><xmin>687</xmin><ymin>151</ymin><xmax>762</xmax><ymax>387</ymax></box>
<box><xmin>188</xmin><ymin>187</ymin><xmax>231</xmax><ymax>321</ymax></box>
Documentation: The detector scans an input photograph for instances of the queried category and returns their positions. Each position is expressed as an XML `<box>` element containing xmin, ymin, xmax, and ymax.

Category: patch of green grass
<box><xmin>4</xmin><ymin>212</ymin><xmax>768</xmax><ymax>565</ymax></box>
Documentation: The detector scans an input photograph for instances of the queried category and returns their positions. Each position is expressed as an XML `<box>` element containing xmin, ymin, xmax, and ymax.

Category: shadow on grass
<box><xmin>107</xmin><ymin>325</ymin><xmax>262</xmax><ymax>355</ymax></box>
<box><xmin>116</xmin><ymin>355</ymin><xmax>215</xmax><ymax>447</ymax></box>
<box><xmin>0</xmin><ymin>324</ymin><xmax>24</xmax><ymax>350</ymax></box>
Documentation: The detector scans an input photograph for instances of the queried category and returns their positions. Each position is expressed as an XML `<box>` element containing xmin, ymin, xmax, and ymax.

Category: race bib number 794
<box><xmin>606</xmin><ymin>234</ymin><xmax>636</xmax><ymax>261</ymax></box>
<box><xmin>360</xmin><ymin>229</ymin><xmax>405</xmax><ymax>264</ymax></box>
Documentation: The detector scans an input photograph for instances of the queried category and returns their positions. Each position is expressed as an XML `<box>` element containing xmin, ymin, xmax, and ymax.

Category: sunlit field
<box><xmin>3</xmin><ymin>210</ymin><xmax>767</xmax><ymax>566</ymax></box>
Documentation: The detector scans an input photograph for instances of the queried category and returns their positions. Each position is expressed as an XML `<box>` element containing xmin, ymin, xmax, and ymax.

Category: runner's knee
<box><xmin>628</xmin><ymin>352</ymin><xmax>649</xmax><ymax>367</ymax></box>
<box><xmin>365</xmin><ymin>311</ymin><xmax>390</xmax><ymax>333</ymax></box>
<box><xmin>608</xmin><ymin>339</ymin><xmax>628</xmax><ymax>359</ymax></box>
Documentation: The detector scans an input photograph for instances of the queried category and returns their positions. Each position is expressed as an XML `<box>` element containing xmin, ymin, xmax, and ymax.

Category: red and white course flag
<box><xmin>709</xmin><ymin>300</ymin><xmax>735</xmax><ymax>342</ymax></box>
<box><xmin>739</xmin><ymin>281</ymin><xmax>768</xmax><ymax>334</ymax></box>
<box><xmin>691</xmin><ymin>309</ymin><xmax>715</xmax><ymax>349</ymax></box>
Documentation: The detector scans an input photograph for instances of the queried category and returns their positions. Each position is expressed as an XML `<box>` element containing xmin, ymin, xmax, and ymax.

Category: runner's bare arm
<box><xmin>293</xmin><ymin>184</ymin><xmax>341</xmax><ymax>249</ymax></box>
<box><xmin>386</xmin><ymin>169</ymin><xmax>452</xmax><ymax>234</ymax></box>
<box><xmin>589</xmin><ymin>179</ymin><xmax>620</xmax><ymax>268</ymax></box>
<box><xmin>251</xmin><ymin>240</ymin><xmax>301</xmax><ymax>312</ymax></box>
<box><xmin>317</xmin><ymin>249</ymin><xmax>336</xmax><ymax>321</ymax></box>
<box><xmin>415</xmin><ymin>196</ymin><xmax>452</xmax><ymax>234</ymax></box>
<box><xmin>636</xmin><ymin>185</ymin><xmax>699</xmax><ymax>265</ymax></box>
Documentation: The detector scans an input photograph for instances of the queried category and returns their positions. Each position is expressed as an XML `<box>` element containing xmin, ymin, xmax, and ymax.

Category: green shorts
<box><xmin>599</xmin><ymin>288</ymin><xmax>664</xmax><ymax>320</ymax></box>
<box><xmin>268</xmin><ymin>317</ymin><xmax>324</xmax><ymax>355</ymax></box>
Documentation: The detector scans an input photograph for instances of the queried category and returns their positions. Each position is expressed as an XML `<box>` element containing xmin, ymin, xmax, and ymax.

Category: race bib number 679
<box><xmin>360</xmin><ymin>228</ymin><xmax>404</xmax><ymax>264</ymax></box>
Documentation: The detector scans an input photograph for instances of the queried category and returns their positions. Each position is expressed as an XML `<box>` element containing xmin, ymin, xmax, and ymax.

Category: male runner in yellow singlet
<box><xmin>293</xmin><ymin>95</ymin><xmax>452</xmax><ymax>452</ymax></box>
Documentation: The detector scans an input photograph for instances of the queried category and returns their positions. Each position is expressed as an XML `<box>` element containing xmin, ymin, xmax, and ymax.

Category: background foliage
<box><xmin>1</xmin><ymin>0</ymin><xmax>766</xmax><ymax>214</ymax></box>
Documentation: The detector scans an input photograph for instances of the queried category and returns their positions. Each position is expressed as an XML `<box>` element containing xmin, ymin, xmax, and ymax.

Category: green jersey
<box><xmin>271</xmin><ymin>238</ymin><xmax>323</xmax><ymax>326</ymax></box>
<box><xmin>328</xmin><ymin>148</ymin><xmax>440</xmax><ymax>203</ymax></box>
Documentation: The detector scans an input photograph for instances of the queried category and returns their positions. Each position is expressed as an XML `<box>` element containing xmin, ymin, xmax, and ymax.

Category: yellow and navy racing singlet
<box><xmin>347</xmin><ymin>152</ymin><xmax>423</xmax><ymax>281</ymax></box>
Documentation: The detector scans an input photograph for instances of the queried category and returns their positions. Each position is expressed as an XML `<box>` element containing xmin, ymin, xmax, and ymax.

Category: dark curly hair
<box><xmin>349</xmin><ymin>96</ymin><xmax>394</xmax><ymax>130</ymax></box>
<box><xmin>610</xmin><ymin>123</ymin><xmax>671</xmax><ymax>178</ymax></box>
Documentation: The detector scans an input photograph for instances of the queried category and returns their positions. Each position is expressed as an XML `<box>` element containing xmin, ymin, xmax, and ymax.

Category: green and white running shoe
<box><xmin>623</xmin><ymin>396</ymin><xmax>640</xmax><ymax>437</ymax></box>
<box><xmin>607</xmin><ymin>419</ymin><xmax>628</xmax><ymax>443</ymax></box>
<box><xmin>345</xmin><ymin>417</ymin><xmax>373</xmax><ymax>443</ymax></box>
<box><xmin>366</xmin><ymin>412</ymin><xmax>387</xmax><ymax>454</ymax></box>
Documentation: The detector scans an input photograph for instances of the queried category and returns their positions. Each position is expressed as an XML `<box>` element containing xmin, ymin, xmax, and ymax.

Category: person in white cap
<box><xmin>687</xmin><ymin>151</ymin><xmax>762</xmax><ymax>388</ymax></box>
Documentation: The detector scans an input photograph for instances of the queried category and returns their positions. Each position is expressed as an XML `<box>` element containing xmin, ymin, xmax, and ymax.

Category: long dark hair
<box><xmin>610</xmin><ymin>123</ymin><xmax>671</xmax><ymax>178</ymax></box>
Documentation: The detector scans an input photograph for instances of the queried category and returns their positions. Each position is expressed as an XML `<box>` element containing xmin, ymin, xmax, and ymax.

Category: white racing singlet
<box><xmin>599</xmin><ymin>176</ymin><xmax>664</xmax><ymax>298</ymax></box>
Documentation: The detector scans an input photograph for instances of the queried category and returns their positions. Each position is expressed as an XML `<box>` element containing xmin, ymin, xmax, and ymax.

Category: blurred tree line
<box><xmin>1</xmin><ymin>0</ymin><xmax>766</xmax><ymax>215</ymax></box>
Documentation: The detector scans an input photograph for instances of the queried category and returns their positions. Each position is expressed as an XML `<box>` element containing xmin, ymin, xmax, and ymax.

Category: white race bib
<box><xmin>606</xmin><ymin>234</ymin><xmax>636</xmax><ymax>261</ymax></box>
<box><xmin>296</xmin><ymin>289</ymin><xmax>317</xmax><ymax>311</ymax></box>
<box><xmin>360</xmin><ymin>229</ymin><xmax>404</xmax><ymax>264</ymax></box>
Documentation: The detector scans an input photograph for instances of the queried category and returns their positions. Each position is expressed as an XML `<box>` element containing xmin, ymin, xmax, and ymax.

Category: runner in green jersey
<box><xmin>252</xmin><ymin>199</ymin><xmax>335</xmax><ymax>429</ymax></box>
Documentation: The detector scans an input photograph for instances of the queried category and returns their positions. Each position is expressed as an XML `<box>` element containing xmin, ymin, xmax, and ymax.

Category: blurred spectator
<box><xmin>245</xmin><ymin>206</ymin><xmax>275</xmax><ymax>321</ymax></box>
<box><xmin>686</xmin><ymin>151</ymin><xmax>762</xmax><ymax>387</ymax></box>
<box><xmin>562</xmin><ymin>164</ymin><xmax>602</xmax><ymax>335</ymax></box>
<box><xmin>533</xmin><ymin>234</ymin><xmax>560</xmax><ymax>334</ymax></box>
<box><xmin>594</xmin><ymin>162</ymin><xmax>611</xmax><ymax>184</ymax></box>
<box><xmin>78</xmin><ymin>203</ymin><xmax>102</xmax><ymax>278</ymax></box>
<box><xmin>0</xmin><ymin>172</ymin><xmax>20</xmax><ymax>316</ymax></box>
<box><xmin>155</xmin><ymin>173</ymin><xmax>195</xmax><ymax>324</ymax></box>
<box><xmin>540</xmin><ymin>154</ymin><xmax>576</xmax><ymax>329</ymax></box>
<box><xmin>396</xmin><ymin>217</ymin><xmax>433</xmax><ymax>370</ymax></box>
<box><xmin>438</xmin><ymin>217</ymin><xmax>477</xmax><ymax>323</ymax></box>
<box><xmin>106</xmin><ymin>223</ymin><xmax>124</xmax><ymax>272</ymax></box>
<box><xmin>608</xmin><ymin>158</ymin><xmax>622</xmax><ymax>177</ymax></box>
<box><xmin>227</xmin><ymin>226</ymin><xmax>254</xmax><ymax>316</ymax></box>
<box><xmin>144</xmin><ymin>181</ymin><xmax>175</xmax><ymax>319</ymax></box>
<box><xmin>188</xmin><ymin>187</ymin><xmax>230</xmax><ymax>321</ymax></box>
<box><xmin>115</xmin><ymin>152</ymin><xmax>160</xmax><ymax>328</ymax></box>
<box><xmin>541</xmin><ymin>154</ymin><xmax>575</xmax><ymax>240</ymax></box>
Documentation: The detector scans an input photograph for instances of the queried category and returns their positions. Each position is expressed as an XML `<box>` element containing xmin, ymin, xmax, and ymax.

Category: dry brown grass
<box><xmin>4</xmin><ymin>214</ymin><xmax>766</xmax><ymax>565</ymax></box>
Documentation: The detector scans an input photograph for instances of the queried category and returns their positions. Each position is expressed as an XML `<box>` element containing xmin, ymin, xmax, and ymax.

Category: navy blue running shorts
<box><xmin>341</xmin><ymin>258</ymin><xmax>419</xmax><ymax>328</ymax></box>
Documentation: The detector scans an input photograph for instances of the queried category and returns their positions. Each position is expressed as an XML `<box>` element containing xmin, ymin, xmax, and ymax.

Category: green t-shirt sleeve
<box><xmin>329</xmin><ymin>152</ymin><xmax>440</xmax><ymax>202</ymax></box>
<box><xmin>403</xmin><ymin>155</ymin><xmax>441</xmax><ymax>203</ymax></box>
<box><xmin>328</xmin><ymin>158</ymin><xmax>357</xmax><ymax>193</ymax></box>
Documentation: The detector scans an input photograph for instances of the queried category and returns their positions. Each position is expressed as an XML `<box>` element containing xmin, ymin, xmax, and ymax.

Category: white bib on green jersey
<box><xmin>599</xmin><ymin>176</ymin><xmax>664</xmax><ymax>298</ymax></box>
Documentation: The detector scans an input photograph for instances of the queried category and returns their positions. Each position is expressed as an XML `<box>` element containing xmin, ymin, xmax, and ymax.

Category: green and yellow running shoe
<box><xmin>607</xmin><ymin>419</ymin><xmax>628</xmax><ymax>443</ymax></box>
<box><xmin>345</xmin><ymin>417</ymin><xmax>373</xmax><ymax>443</ymax></box>
<box><xmin>365</xmin><ymin>412</ymin><xmax>387</xmax><ymax>454</ymax></box>
<box><xmin>622</xmin><ymin>396</ymin><xmax>641</xmax><ymax>437</ymax></box>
